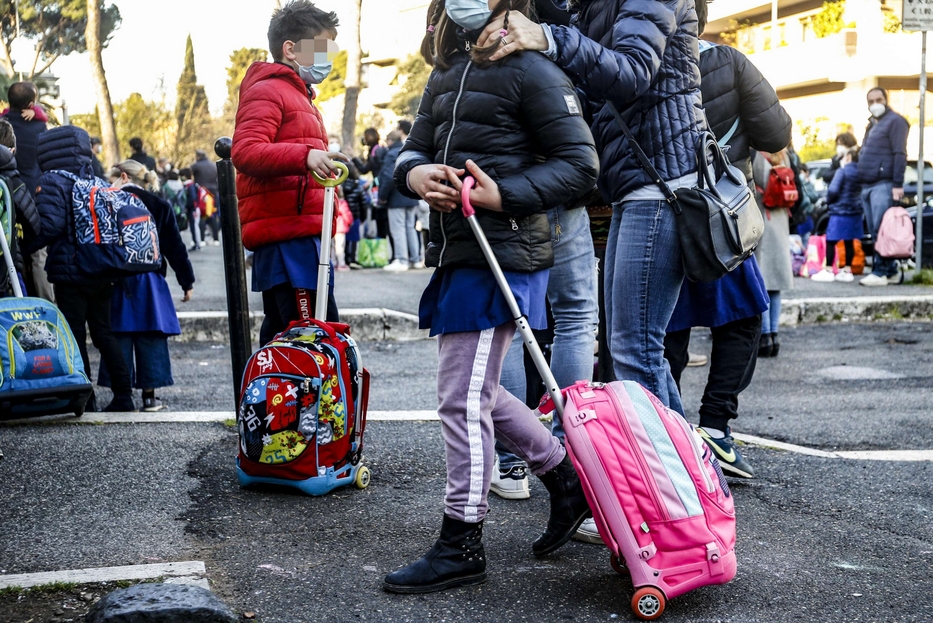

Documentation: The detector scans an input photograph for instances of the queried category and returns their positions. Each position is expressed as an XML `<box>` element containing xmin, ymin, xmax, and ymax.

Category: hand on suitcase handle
<box><xmin>461</xmin><ymin>176</ymin><xmax>477</xmax><ymax>218</ymax></box>
<box><xmin>312</xmin><ymin>161</ymin><xmax>350</xmax><ymax>187</ymax></box>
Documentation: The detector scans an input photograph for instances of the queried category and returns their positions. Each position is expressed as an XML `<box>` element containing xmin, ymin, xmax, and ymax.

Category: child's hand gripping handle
<box><xmin>461</xmin><ymin>176</ymin><xmax>476</xmax><ymax>218</ymax></box>
<box><xmin>312</xmin><ymin>161</ymin><xmax>350</xmax><ymax>321</ymax></box>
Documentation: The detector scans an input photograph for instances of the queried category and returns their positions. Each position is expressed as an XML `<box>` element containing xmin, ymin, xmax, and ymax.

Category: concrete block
<box><xmin>85</xmin><ymin>583</ymin><xmax>236</xmax><ymax>623</ymax></box>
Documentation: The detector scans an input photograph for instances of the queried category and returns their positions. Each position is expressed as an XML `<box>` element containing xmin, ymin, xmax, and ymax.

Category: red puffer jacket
<box><xmin>232</xmin><ymin>62</ymin><xmax>332</xmax><ymax>250</ymax></box>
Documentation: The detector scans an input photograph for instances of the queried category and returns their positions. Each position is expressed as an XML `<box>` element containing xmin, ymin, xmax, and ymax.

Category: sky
<box><xmin>22</xmin><ymin>0</ymin><xmax>358</xmax><ymax>117</ymax></box>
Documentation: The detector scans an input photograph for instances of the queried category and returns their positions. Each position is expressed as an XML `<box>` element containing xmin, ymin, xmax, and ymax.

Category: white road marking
<box><xmin>0</xmin><ymin>561</ymin><xmax>206</xmax><ymax>589</ymax></box>
<box><xmin>4</xmin><ymin>410</ymin><xmax>931</xmax><ymax>462</ymax></box>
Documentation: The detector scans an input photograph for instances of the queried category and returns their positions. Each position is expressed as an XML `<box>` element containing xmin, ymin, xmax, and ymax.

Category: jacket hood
<box><xmin>37</xmin><ymin>126</ymin><xmax>93</xmax><ymax>175</ymax></box>
<box><xmin>0</xmin><ymin>144</ymin><xmax>16</xmax><ymax>174</ymax></box>
<box><xmin>241</xmin><ymin>61</ymin><xmax>314</xmax><ymax>99</ymax></box>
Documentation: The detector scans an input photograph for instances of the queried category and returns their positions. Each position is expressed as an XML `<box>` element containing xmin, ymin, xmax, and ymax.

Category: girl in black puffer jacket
<box><xmin>384</xmin><ymin>0</ymin><xmax>598</xmax><ymax>595</ymax></box>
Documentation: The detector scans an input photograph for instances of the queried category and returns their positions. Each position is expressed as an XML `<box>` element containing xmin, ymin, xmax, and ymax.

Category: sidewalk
<box><xmin>167</xmin><ymin>239</ymin><xmax>933</xmax><ymax>341</ymax></box>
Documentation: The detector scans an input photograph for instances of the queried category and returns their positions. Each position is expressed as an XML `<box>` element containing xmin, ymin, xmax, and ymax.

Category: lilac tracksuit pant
<box><xmin>437</xmin><ymin>323</ymin><xmax>566</xmax><ymax>523</ymax></box>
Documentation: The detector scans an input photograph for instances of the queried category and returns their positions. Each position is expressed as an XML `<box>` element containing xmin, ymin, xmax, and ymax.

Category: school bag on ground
<box><xmin>236</xmin><ymin>162</ymin><xmax>371</xmax><ymax>496</ymax></box>
<box><xmin>800</xmin><ymin>235</ymin><xmax>826</xmax><ymax>277</ymax></box>
<box><xmin>51</xmin><ymin>170</ymin><xmax>161</xmax><ymax>278</ymax></box>
<box><xmin>459</xmin><ymin>176</ymin><xmax>736</xmax><ymax>620</ymax></box>
<box><xmin>0</xmin><ymin>181</ymin><xmax>92</xmax><ymax>419</ymax></box>
<box><xmin>875</xmin><ymin>206</ymin><xmax>915</xmax><ymax>259</ymax></box>
<box><xmin>762</xmin><ymin>165</ymin><xmax>799</xmax><ymax>209</ymax></box>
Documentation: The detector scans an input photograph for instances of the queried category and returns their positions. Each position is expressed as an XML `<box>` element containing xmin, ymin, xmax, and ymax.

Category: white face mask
<box><xmin>836</xmin><ymin>145</ymin><xmax>848</xmax><ymax>158</ymax></box>
<box><xmin>869</xmin><ymin>103</ymin><xmax>886</xmax><ymax>118</ymax></box>
<box><xmin>446</xmin><ymin>0</ymin><xmax>493</xmax><ymax>31</ymax></box>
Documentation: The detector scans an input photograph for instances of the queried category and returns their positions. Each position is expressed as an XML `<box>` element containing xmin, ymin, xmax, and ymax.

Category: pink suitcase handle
<box><xmin>461</xmin><ymin>176</ymin><xmax>477</xmax><ymax>218</ymax></box>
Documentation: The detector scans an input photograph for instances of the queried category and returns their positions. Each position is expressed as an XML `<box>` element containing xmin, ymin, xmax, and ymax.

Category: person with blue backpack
<box><xmin>26</xmin><ymin>126</ymin><xmax>133</xmax><ymax>412</ymax></box>
<box><xmin>98</xmin><ymin>159</ymin><xmax>195</xmax><ymax>412</ymax></box>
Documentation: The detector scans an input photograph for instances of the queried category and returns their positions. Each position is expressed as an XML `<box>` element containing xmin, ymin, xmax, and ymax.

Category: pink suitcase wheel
<box><xmin>631</xmin><ymin>587</ymin><xmax>665</xmax><ymax>620</ymax></box>
<box><xmin>609</xmin><ymin>554</ymin><xmax>629</xmax><ymax>576</ymax></box>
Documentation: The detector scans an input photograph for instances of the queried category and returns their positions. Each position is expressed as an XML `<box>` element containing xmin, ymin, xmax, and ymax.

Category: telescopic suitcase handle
<box><xmin>310</xmin><ymin>161</ymin><xmax>350</xmax><ymax>320</ymax></box>
<box><xmin>460</xmin><ymin>177</ymin><xmax>564</xmax><ymax>417</ymax></box>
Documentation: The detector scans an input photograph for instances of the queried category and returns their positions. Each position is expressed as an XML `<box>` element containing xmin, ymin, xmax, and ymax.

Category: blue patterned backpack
<box><xmin>52</xmin><ymin>170</ymin><xmax>161</xmax><ymax>277</ymax></box>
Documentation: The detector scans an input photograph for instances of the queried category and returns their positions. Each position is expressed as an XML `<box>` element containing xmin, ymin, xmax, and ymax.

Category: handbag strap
<box><xmin>605</xmin><ymin>102</ymin><xmax>679</xmax><ymax>208</ymax></box>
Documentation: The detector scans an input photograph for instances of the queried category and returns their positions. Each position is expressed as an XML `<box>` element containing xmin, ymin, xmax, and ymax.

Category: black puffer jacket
<box><xmin>395</xmin><ymin>50</ymin><xmax>598</xmax><ymax>272</ymax></box>
<box><xmin>0</xmin><ymin>145</ymin><xmax>41</xmax><ymax>292</ymax></box>
<box><xmin>551</xmin><ymin>0</ymin><xmax>704</xmax><ymax>201</ymax></box>
<box><xmin>698</xmin><ymin>41</ymin><xmax>791</xmax><ymax>180</ymax></box>
<box><xmin>28</xmin><ymin>126</ymin><xmax>101</xmax><ymax>285</ymax></box>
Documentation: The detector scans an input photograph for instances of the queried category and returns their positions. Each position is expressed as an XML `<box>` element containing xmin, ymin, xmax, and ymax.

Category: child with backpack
<box><xmin>98</xmin><ymin>160</ymin><xmax>194</xmax><ymax>412</ymax></box>
<box><xmin>231</xmin><ymin>0</ymin><xmax>347</xmax><ymax>345</ymax></box>
<box><xmin>382</xmin><ymin>0</ymin><xmax>599</xmax><ymax>595</ymax></box>
<box><xmin>161</xmin><ymin>170</ymin><xmax>189</xmax><ymax>234</ymax></box>
<box><xmin>26</xmin><ymin>126</ymin><xmax>134</xmax><ymax>412</ymax></box>
<box><xmin>811</xmin><ymin>147</ymin><xmax>864</xmax><ymax>283</ymax></box>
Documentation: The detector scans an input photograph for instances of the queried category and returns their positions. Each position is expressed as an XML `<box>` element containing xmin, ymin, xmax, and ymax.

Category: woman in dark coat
<box><xmin>99</xmin><ymin>159</ymin><xmax>195</xmax><ymax>412</ymax></box>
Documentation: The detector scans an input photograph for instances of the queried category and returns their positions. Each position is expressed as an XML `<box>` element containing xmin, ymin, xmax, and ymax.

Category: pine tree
<box><xmin>174</xmin><ymin>34</ymin><xmax>212</xmax><ymax>163</ymax></box>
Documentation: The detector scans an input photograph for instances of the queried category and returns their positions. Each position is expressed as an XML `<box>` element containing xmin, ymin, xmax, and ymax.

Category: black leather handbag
<box><xmin>607</xmin><ymin>104</ymin><xmax>763</xmax><ymax>282</ymax></box>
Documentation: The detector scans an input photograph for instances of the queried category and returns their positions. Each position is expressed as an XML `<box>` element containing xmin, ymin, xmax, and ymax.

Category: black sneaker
<box><xmin>696</xmin><ymin>427</ymin><xmax>755</xmax><ymax>479</ymax></box>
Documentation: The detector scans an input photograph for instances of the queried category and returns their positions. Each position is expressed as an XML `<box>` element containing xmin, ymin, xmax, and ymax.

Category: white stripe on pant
<box><xmin>438</xmin><ymin>323</ymin><xmax>565</xmax><ymax>523</ymax></box>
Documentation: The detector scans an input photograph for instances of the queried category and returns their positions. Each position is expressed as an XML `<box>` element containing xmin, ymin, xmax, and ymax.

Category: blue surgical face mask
<box><xmin>446</xmin><ymin>0</ymin><xmax>493</xmax><ymax>31</ymax></box>
<box><xmin>298</xmin><ymin>62</ymin><xmax>332</xmax><ymax>85</ymax></box>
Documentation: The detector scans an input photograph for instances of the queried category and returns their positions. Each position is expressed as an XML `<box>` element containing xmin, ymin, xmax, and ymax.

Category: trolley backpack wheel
<box><xmin>631</xmin><ymin>586</ymin><xmax>666</xmax><ymax>621</ymax></box>
<box><xmin>610</xmin><ymin>553</ymin><xmax>629</xmax><ymax>576</ymax></box>
<box><xmin>354</xmin><ymin>465</ymin><xmax>371</xmax><ymax>489</ymax></box>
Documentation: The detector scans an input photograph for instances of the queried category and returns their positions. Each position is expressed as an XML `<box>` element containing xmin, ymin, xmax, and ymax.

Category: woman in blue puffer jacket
<box><xmin>480</xmin><ymin>0</ymin><xmax>705</xmax><ymax>416</ymax></box>
<box><xmin>811</xmin><ymin>147</ymin><xmax>863</xmax><ymax>283</ymax></box>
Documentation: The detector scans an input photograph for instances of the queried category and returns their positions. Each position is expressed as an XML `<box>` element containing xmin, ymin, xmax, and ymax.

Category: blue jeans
<box><xmin>860</xmin><ymin>181</ymin><xmax>898</xmax><ymax>277</ymax></box>
<box><xmin>761</xmin><ymin>290</ymin><xmax>782</xmax><ymax>334</ymax></box>
<box><xmin>388</xmin><ymin>206</ymin><xmax>421</xmax><ymax>264</ymax></box>
<box><xmin>496</xmin><ymin>207</ymin><xmax>599</xmax><ymax>470</ymax></box>
<box><xmin>605</xmin><ymin>200</ymin><xmax>684</xmax><ymax>415</ymax></box>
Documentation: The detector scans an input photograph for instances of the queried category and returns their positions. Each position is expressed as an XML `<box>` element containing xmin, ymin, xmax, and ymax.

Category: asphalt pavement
<box><xmin>2</xmin><ymin>323</ymin><xmax>932</xmax><ymax>622</ymax></box>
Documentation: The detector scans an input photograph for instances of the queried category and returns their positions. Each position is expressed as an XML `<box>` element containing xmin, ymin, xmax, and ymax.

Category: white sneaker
<box><xmin>411</xmin><ymin>261</ymin><xmax>426</xmax><ymax>270</ymax></box>
<box><xmin>383</xmin><ymin>260</ymin><xmax>409</xmax><ymax>272</ymax></box>
<box><xmin>860</xmin><ymin>273</ymin><xmax>888</xmax><ymax>287</ymax></box>
<box><xmin>888</xmin><ymin>271</ymin><xmax>905</xmax><ymax>285</ymax></box>
<box><xmin>686</xmin><ymin>352</ymin><xmax>708</xmax><ymax>367</ymax></box>
<box><xmin>810</xmin><ymin>268</ymin><xmax>835</xmax><ymax>282</ymax></box>
<box><xmin>573</xmin><ymin>517</ymin><xmax>604</xmax><ymax>544</ymax></box>
<box><xmin>489</xmin><ymin>459</ymin><xmax>530</xmax><ymax>500</ymax></box>
<box><xmin>835</xmin><ymin>268</ymin><xmax>854</xmax><ymax>282</ymax></box>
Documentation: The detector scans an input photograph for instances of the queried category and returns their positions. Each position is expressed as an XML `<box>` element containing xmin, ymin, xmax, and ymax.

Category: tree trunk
<box><xmin>86</xmin><ymin>0</ymin><xmax>119</xmax><ymax>166</ymax></box>
<box><xmin>340</xmin><ymin>0</ymin><xmax>363</xmax><ymax>151</ymax></box>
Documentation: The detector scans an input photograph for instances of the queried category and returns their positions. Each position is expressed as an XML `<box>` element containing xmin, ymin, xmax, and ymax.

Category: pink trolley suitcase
<box><xmin>459</xmin><ymin>178</ymin><xmax>737</xmax><ymax>620</ymax></box>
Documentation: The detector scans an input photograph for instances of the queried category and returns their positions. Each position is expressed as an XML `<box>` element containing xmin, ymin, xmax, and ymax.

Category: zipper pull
<box><xmin>465</xmin><ymin>41</ymin><xmax>471</xmax><ymax>51</ymax></box>
<box><xmin>555</xmin><ymin>223</ymin><xmax>562</xmax><ymax>237</ymax></box>
<box><xmin>509</xmin><ymin>218</ymin><xmax>518</xmax><ymax>231</ymax></box>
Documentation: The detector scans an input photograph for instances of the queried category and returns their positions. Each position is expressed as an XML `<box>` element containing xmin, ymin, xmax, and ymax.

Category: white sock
<box><xmin>701</xmin><ymin>427</ymin><xmax>727</xmax><ymax>439</ymax></box>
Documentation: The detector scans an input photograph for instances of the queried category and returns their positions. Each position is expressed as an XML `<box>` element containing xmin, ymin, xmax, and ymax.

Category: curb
<box><xmin>779</xmin><ymin>294</ymin><xmax>933</xmax><ymax>326</ymax></box>
<box><xmin>172</xmin><ymin>295</ymin><xmax>933</xmax><ymax>342</ymax></box>
<box><xmin>174</xmin><ymin>308</ymin><xmax>427</xmax><ymax>343</ymax></box>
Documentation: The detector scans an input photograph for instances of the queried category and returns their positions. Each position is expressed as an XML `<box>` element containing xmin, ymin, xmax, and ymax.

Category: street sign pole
<box><xmin>918</xmin><ymin>31</ymin><xmax>927</xmax><ymax>270</ymax></box>
<box><xmin>905</xmin><ymin>0</ymin><xmax>933</xmax><ymax>270</ymax></box>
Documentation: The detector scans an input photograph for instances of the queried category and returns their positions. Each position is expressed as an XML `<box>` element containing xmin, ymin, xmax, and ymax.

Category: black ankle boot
<box><xmin>770</xmin><ymin>332</ymin><xmax>780</xmax><ymax>357</ymax></box>
<box><xmin>383</xmin><ymin>515</ymin><xmax>487</xmax><ymax>594</ymax></box>
<box><xmin>532</xmin><ymin>455</ymin><xmax>592</xmax><ymax>557</ymax></box>
<box><xmin>758</xmin><ymin>333</ymin><xmax>774</xmax><ymax>358</ymax></box>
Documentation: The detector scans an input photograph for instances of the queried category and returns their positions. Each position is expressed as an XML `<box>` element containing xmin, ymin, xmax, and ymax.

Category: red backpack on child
<box><xmin>762</xmin><ymin>166</ymin><xmax>799</xmax><ymax>209</ymax></box>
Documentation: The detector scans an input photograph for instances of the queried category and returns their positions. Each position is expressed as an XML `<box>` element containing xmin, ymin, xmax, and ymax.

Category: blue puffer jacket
<box><xmin>826</xmin><ymin>162</ymin><xmax>863</xmax><ymax>217</ymax></box>
<box><xmin>378</xmin><ymin>142</ymin><xmax>419</xmax><ymax>209</ymax></box>
<box><xmin>26</xmin><ymin>126</ymin><xmax>103</xmax><ymax>285</ymax></box>
<box><xmin>858</xmin><ymin>108</ymin><xmax>909</xmax><ymax>187</ymax></box>
<box><xmin>550</xmin><ymin>0</ymin><xmax>705</xmax><ymax>201</ymax></box>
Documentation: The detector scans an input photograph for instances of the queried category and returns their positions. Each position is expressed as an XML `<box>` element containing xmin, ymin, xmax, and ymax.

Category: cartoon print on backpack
<box><xmin>238</xmin><ymin>374</ymin><xmax>324</xmax><ymax>464</ymax></box>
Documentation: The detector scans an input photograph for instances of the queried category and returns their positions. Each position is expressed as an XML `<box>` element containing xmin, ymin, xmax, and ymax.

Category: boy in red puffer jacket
<box><xmin>232</xmin><ymin>0</ymin><xmax>347</xmax><ymax>345</ymax></box>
